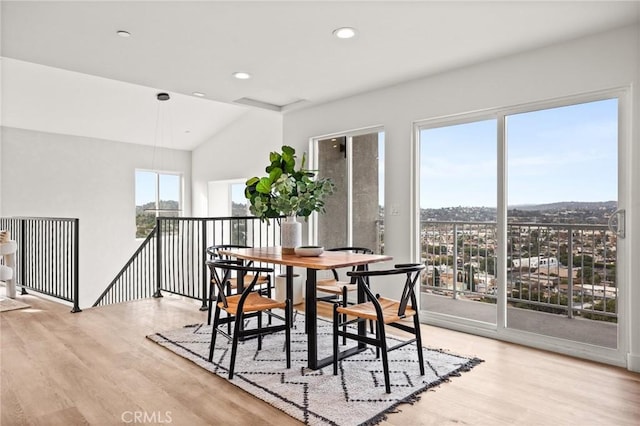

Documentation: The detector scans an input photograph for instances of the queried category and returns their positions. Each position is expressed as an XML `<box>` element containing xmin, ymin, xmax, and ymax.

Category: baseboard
<box><xmin>627</xmin><ymin>353</ymin><xmax>640</xmax><ymax>372</ymax></box>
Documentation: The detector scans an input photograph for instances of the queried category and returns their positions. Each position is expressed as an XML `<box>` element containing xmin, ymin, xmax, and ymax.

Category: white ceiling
<box><xmin>2</xmin><ymin>1</ymin><xmax>639</xmax><ymax>150</ymax></box>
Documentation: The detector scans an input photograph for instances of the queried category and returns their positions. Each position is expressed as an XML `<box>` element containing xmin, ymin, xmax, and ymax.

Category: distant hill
<box><xmin>508</xmin><ymin>201</ymin><xmax>617</xmax><ymax>211</ymax></box>
<box><xmin>232</xmin><ymin>201</ymin><xmax>249</xmax><ymax>217</ymax></box>
<box><xmin>135</xmin><ymin>200</ymin><xmax>180</xmax><ymax>238</ymax></box>
<box><xmin>420</xmin><ymin>201</ymin><xmax>617</xmax><ymax>224</ymax></box>
<box><xmin>136</xmin><ymin>200</ymin><xmax>179</xmax><ymax>214</ymax></box>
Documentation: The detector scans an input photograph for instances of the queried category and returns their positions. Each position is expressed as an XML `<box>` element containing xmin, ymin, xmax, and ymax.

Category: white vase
<box><xmin>281</xmin><ymin>215</ymin><xmax>301</xmax><ymax>254</ymax></box>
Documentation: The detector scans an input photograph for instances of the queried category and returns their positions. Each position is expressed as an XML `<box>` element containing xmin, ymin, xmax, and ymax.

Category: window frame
<box><xmin>412</xmin><ymin>87</ymin><xmax>630</xmax><ymax>366</ymax></box>
<box><xmin>135</xmin><ymin>169</ymin><xmax>183</xmax><ymax>238</ymax></box>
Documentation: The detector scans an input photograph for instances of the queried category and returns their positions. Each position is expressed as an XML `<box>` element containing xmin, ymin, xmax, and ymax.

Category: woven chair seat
<box><xmin>219</xmin><ymin>292</ymin><xmax>286</xmax><ymax>315</ymax></box>
<box><xmin>336</xmin><ymin>297</ymin><xmax>417</xmax><ymax>323</ymax></box>
<box><xmin>316</xmin><ymin>278</ymin><xmax>357</xmax><ymax>295</ymax></box>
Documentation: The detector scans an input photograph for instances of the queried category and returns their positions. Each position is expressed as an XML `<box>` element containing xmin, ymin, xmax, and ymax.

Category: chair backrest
<box><xmin>327</xmin><ymin>247</ymin><xmax>374</xmax><ymax>282</ymax></box>
<box><xmin>347</xmin><ymin>263</ymin><xmax>425</xmax><ymax>317</ymax></box>
<box><xmin>206</xmin><ymin>259</ymin><xmax>274</xmax><ymax>308</ymax></box>
<box><xmin>206</xmin><ymin>244</ymin><xmax>251</xmax><ymax>260</ymax></box>
<box><xmin>207</xmin><ymin>244</ymin><xmax>258</xmax><ymax>271</ymax></box>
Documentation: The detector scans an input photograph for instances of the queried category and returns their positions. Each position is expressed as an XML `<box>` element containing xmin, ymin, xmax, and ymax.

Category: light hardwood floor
<box><xmin>1</xmin><ymin>291</ymin><xmax>639</xmax><ymax>425</ymax></box>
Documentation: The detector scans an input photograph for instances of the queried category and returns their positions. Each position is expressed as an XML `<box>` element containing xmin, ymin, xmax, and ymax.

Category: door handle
<box><xmin>607</xmin><ymin>208</ymin><xmax>625</xmax><ymax>238</ymax></box>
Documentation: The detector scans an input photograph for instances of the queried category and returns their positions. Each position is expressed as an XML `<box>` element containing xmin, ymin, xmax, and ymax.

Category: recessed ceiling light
<box><xmin>192</xmin><ymin>92</ymin><xmax>205</xmax><ymax>97</ymax></box>
<box><xmin>116</xmin><ymin>30</ymin><xmax>131</xmax><ymax>38</ymax></box>
<box><xmin>233</xmin><ymin>72</ymin><xmax>251</xmax><ymax>80</ymax></box>
<box><xmin>333</xmin><ymin>27</ymin><xmax>356</xmax><ymax>39</ymax></box>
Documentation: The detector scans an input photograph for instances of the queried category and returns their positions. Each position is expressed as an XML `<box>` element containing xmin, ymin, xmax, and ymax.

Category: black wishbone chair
<box><xmin>207</xmin><ymin>260</ymin><xmax>291</xmax><ymax>379</ymax></box>
<box><xmin>316</xmin><ymin>247</ymin><xmax>374</xmax><ymax>303</ymax></box>
<box><xmin>316</xmin><ymin>247</ymin><xmax>375</xmax><ymax>341</ymax></box>
<box><xmin>206</xmin><ymin>244</ymin><xmax>273</xmax><ymax>325</ymax></box>
<box><xmin>332</xmin><ymin>263</ymin><xmax>425</xmax><ymax>394</ymax></box>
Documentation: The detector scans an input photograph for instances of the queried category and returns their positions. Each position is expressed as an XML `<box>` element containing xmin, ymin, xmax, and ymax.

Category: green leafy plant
<box><xmin>245</xmin><ymin>145</ymin><xmax>335</xmax><ymax>221</ymax></box>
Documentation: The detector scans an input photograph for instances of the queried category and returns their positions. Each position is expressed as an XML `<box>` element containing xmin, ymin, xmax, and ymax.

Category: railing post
<box><xmin>200</xmin><ymin>218</ymin><xmax>208</xmax><ymax>311</ymax></box>
<box><xmin>153</xmin><ymin>218</ymin><xmax>163</xmax><ymax>298</ymax></box>
<box><xmin>20</xmin><ymin>219</ymin><xmax>28</xmax><ymax>295</ymax></box>
<box><xmin>71</xmin><ymin>218</ymin><xmax>82</xmax><ymax>313</ymax></box>
<box><xmin>567</xmin><ymin>226</ymin><xmax>574</xmax><ymax>319</ymax></box>
<box><xmin>452</xmin><ymin>223</ymin><xmax>458</xmax><ymax>300</ymax></box>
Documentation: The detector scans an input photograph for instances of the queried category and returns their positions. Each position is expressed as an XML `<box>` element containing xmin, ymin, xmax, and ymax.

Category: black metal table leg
<box><xmin>286</xmin><ymin>265</ymin><xmax>294</xmax><ymax>325</ymax></box>
<box><xmin>356</xmin><ymin>264</ymin><xmax>367</xmax><ymax>350</ymax></box>
<box><xmin>305</xmin><ymin>268</ymin><xmax>318</xmax><ymax>369</ymax></box>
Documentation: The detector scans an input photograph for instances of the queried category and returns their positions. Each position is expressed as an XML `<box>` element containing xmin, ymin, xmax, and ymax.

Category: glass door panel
<box><xmin>317</xmin><ymin>136</ymin><xmax>348</xmax><ymax>248</ymax></box>
<box><xmin>316</xmin><ymin>131</ymin><xmax>384</xmax><ymax>253</ymax></box>
<box><xmin>506</xmin><ymin>99</ymin><xmax>619</xmax><ymax>349</ymax></box>
<box><xmin>351</xmin><ymin>133</ymin><xmax>381</xmax><ymax>251</ymax></box>
<box><xmin>419</xmin><ymin>119</ymin><xmax>497</xmax><ymax>326</ymax></box>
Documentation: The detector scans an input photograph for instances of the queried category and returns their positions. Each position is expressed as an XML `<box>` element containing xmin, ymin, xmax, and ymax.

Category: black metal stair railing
<box><xmin>0</xmin><ymin>216</ymin><xmax>80</xmax><ymax>312</ymax></box>
<box><xmin>93</xmin><ymin>216</ymin><xmax>281</xmax><ymax>308</ymax></box>
<box><xmin>93</xmin><ymin>226</ymin><xmax>158</xmax><ymax>307</ymax></box>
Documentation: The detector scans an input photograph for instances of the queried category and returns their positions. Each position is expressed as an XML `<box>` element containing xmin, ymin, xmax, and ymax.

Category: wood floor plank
<box><xmin>2</xmin><ymin>291</ymin><xmax>639</xmax><ymax>425</ymax></box>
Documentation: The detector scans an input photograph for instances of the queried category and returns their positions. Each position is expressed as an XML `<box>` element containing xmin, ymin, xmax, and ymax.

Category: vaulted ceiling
<box><xmin>2</xmin><ymin>1</ymin><xmax>639</xmax><ymax>149</ymax></box>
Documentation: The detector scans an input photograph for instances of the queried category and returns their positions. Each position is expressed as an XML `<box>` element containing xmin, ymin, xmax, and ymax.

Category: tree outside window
<box><xmin>135</xmin><ymin>170</ymin><xmax>182</xmax><ymax>238</ymax></box>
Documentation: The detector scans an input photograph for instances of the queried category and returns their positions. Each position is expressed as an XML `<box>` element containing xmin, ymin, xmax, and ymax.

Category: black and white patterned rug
<box><xmin>147</xmin><ymin>311</ymin><xmax>482</xmax><ymax>426</ymax></box>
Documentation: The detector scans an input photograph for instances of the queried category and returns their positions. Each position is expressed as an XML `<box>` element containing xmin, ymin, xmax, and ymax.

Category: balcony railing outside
<box><xmin>94</xmin><ymin>216</ymin><xmax>281</xmax><ymax>308</ymax></box>
<box><xmin>419</xmin><ymin>220</ymin><xmax>617</xmax><ymax>322</ymax></box>
<box><xmin>0</xmin><ymin>216</ymin><xmax>80</xmax><ymax>312</ymax></box>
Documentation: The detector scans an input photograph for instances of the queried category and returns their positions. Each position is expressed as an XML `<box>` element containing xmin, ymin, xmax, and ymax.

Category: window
<box><xmin>135</xmin><ymin>170</ymin><xmax>182</xmax><ymax>237</ymax></box>
<box><xmin>230</xmin><ymin>182</ymin><xmax>250</xmax><ymax>217</ymax></box>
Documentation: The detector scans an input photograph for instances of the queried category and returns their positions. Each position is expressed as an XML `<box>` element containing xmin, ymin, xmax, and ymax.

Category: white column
<box><xmin>0</xmin><ymin>240</ymin><xmax>18</xmax><ymax>298</ymax></box>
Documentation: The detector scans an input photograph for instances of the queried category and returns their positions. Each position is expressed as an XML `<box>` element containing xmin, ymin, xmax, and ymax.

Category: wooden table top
<box><xmin>218</xmin><ymin>246</ymin><xmax>392</xmax><ymax>270</ymax></box>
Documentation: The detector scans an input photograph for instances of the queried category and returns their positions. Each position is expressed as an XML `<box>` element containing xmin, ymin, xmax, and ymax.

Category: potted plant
<box><xmin>245</xmin><ymin>145</ymin><xmax>334</xmax><ymax>253</ymax></box>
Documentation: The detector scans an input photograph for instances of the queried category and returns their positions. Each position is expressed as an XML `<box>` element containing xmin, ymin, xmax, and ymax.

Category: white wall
<box><xmin>0</xmin><ymin>127</ymin><xmax>192</xmax><ymax>307</ymax></box>
<box><xmin>0</xmin><ymin>62</ymin><xmax>3</xmax><ymax>215</ymax></box>
<box><xmin>191</xmin><ymin>108</ymin><xmax>283</xmax><ymax>216</ymax></box>
<box><xmin>283</xmin><ymin>25</ymin><xmax>640</xmax><ymax>370</ymax></box>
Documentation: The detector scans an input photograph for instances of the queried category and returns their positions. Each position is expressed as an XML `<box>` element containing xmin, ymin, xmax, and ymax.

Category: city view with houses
<box><xmin>419</xmin><ymin>201</ymin><xmax>618</xmax><ymax>324</ymax></box>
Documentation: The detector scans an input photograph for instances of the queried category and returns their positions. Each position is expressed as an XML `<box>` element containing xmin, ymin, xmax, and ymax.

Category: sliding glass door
<box><xmin>416</xmin><ymin>91</ymin><xmax>628</xmax><ymax>362</ymax></box>
<box><xmin>313</xmin><ymin>129</ymin><xmax>384</xmax><ymax>253</ymax></box>
<box><xmin>505</xmin><ymin>98</ymin><xmax>620</xmax><ymax>349</ymax></box>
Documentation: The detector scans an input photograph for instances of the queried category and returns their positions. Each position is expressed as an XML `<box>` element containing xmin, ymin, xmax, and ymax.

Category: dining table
<box><xmin>218</xmin><ymin>246</ymin><xmax>392</xmax><ymax>370</ymax></box>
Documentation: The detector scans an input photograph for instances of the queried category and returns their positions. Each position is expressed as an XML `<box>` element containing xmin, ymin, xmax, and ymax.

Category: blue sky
<box><xmin>135</xmin><ymin>171</ymin><xmax>181</xmax><ymax>205</ymax></box>
<box><xmin>231</xmin><ymin>183</ymin><xmax>246</xmax><ymax>204</ymax></box>
<box><xmin>419</xmin><ymin>98</ymin><xmax>618</xmax><ymax>208</ymax></box>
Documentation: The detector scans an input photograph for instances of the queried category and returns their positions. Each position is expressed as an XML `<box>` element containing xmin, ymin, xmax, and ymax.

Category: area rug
<box><xmin>0</xmin><ymin>296</ymin><xmax>30</xmax><ymax>312</ymax></box>
<box><xmin>147</xmin><ymin>312</ymin><xmax>483</xmax><ymax>426</ymax></box>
